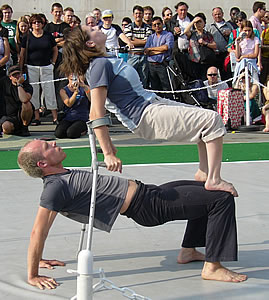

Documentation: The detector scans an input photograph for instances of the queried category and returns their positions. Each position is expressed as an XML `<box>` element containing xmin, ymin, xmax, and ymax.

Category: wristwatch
<box><xmin>17</xmin><ymin>84</ymin><xmax>23</xmax><ymax>87</ymax></box>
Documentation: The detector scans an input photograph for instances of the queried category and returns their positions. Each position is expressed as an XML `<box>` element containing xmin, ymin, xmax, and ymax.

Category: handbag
<box><xmin>199</xmin><ymin>45</ymin><xmax>216</xmax><ymax>64</ymax></box>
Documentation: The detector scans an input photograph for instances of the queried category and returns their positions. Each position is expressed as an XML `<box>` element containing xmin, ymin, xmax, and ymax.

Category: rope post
<box><xmin>244</xmin><ymin>63</ymin><xmax>251</xmax><ymax>126</ymax></box>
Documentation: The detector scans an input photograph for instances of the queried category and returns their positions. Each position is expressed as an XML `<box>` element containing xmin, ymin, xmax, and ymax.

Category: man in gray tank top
<box><xmin>17</xmin><ymin>140</ymin><xmax>247</xmax><ymax>290</ymax></box>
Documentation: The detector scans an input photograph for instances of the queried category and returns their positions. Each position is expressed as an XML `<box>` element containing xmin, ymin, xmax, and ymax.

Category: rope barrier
<box><xmin>146</xmin><ymin>77</ymin><xmax>234</xmax><ymax>94</ymax></box>
<box><xmin>29</xmin><ymin>77</ymin><xmax>68</xmax><ymax>85</ymax></box>
<box><xmin>27</xmin><ymin>70</ymin><xmax>266</xmax><ymax>95</ymax></box>
<box><xmin>28</xmin><ymin>75</ymin><xmax>236</xmax><ymax>93</ymax></box>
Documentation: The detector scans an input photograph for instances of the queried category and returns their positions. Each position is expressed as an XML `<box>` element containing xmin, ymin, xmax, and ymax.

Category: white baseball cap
<box><xmin>102</xmin><ymin>10</ymin><xmax>113</xmax><ymax>18</ymax></box>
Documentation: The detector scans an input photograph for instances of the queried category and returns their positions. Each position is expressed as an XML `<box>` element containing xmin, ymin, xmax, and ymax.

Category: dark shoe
<box><xmin>17</xmin><ymin>126</ymin><xmax>31</xmax><ymax>137</ymax></box>
<box><xmin>31</xmin><ymin>119</ymin><xmax>41</xmax><ymax>126</ymax></box>
<box><xmin>53</xmin><ymin>120</ymin><xmax>59</xmax><ymax>125</ymax></box>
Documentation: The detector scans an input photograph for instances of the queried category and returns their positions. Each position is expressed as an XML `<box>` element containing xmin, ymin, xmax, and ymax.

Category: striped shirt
<box><xmin>124</xmin><ymin>22</ymin><xmax>152</xmax><ymax>40</ymax></box>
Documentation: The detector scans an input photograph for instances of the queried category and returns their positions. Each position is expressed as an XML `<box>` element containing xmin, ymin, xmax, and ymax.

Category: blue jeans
<box><xmin>127</xmin><ymin>54</ymin><xmax>149</xmax><ymax>88</ymax></box>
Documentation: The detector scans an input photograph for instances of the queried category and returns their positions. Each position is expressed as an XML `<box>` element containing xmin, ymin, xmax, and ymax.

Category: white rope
<box><xmin>146</xmin><ymin>77</ymin><xmax>234</xmax><ymax>94</ymax></box>
<box><xmin>29</xmin><ymin>73</ymin><xmax>263</xmax><ymax>95</ymax></box>
<box><xmin>30</xmin><ymin>77</ymin><xmax>68</xmax><ymax>85</ymax></box>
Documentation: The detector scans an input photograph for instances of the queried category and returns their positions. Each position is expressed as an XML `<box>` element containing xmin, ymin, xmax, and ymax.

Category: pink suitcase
<box><xmin>217</xmin><ymin>89</ymin><xmax>244</xmax><ymax>129</ymax></box>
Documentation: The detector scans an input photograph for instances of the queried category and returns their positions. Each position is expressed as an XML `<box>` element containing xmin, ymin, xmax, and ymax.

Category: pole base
<box><xmin>238</xmin><ymin>125</ymin><xmax>261</xmax><ymax>132</ymax></box>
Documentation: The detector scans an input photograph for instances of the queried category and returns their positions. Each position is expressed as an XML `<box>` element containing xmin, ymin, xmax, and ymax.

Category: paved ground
<box><xmin>1</xmin><ymin>163</ymin><xmax>269</xmax><ymax>300</ymax></box>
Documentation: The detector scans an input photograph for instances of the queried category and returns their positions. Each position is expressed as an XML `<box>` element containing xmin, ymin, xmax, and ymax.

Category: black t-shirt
<box><xmin>44</xmin><ymin>22</ymin><xmax>70</xmax><ymax>48</ymax></box>
<box><xmin>0</xmin><ymin>77</ymin><xmax>33</xmax><ymax>116</ymax></box>
<box><xmin>21</xmin><ymin>31</ymin><xmax>56</xmax><ymax>66</ymax></box>
<box><xmin>0</xmin><ymin>27</ymin><xmax>8</xmax><ymax>39</ymax></box>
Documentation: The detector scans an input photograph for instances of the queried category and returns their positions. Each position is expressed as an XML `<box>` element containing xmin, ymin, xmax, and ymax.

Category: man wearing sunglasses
<box><xmin>204</xmin><ymin>66</ymin><xmax>228</xmax><ymax>104</ymax></box>
<box><xmin>144</xmin><ymin>16</ymin><xmax>174</xmax><ymax>96</ymax></box>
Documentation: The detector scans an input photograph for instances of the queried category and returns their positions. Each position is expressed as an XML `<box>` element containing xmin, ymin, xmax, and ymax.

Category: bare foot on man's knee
<box><xmin>201</xmin><ymin>262</ymin><xmax>247</xmax><ymax>282</ymax></box>
<box><xmin>177</xmin><ymin>248</ymin><xmax>205</xmax><ymax>264</ymax></box>
<box><xmin>205</xmin><ymin>179</ymin><xmax>238</xmax><ymax>197</ymax></box>
<box><xmin>195</xmin><ymin>169</ymin><xmax>208</xmax><ymax>182</ymax></box>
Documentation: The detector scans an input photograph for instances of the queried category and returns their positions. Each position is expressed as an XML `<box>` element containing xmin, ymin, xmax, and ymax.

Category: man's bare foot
<box><xmin>263</xmin><ymin>127</ymin><xmax>269</xmax><ymax>132</ymax></box>
<box><xmin>195</xmin><ymin>169</ymin><xmax>208</xmax><ymax>182</ymax></box>
<box><xmin>177</xmin><ymin>248</ymin><xmax>205</xmax><ymax>264</ymax></box>
<box><xmin>201</xmin><ymin>262</ymin><xmax>247</xmax><ymax>282</ymax></box>
<box><xmin>205</xmin><ymin>178</ymin><xmax>238</xmax><ymax>197</ymax></box>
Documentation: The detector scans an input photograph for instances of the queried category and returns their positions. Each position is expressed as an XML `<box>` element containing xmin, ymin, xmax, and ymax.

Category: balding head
<box><xmin>207</xmin><ymin>66</ymin><xmax>219</xmax><ymax>84</ymax></box>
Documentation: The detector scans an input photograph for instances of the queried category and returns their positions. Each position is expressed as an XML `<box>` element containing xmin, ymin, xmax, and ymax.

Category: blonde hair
<box><xmin>15</xmin><ymin>16</ymin><xmax>29</xmax><ymax>46</ymax></box>
<box><xmin>60</xmin><ymin>26</ymin><xmax>106</xmax><ymax>77</ymax></box>
<box><xmin>17</xmin><ymin>141</ymin><xmax>44</xmax><ymax>178</ymax></box>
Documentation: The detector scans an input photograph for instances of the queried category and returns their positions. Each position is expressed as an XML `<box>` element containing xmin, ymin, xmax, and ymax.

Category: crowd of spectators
<box><xmin>1</xmin><ymin>1</ymin><xmax>269</xmax><ymax>138</ymax></box>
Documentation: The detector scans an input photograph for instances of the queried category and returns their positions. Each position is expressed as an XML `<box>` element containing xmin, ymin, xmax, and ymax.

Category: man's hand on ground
<box><xmin>28</xmin><ymin>275</ymin><xmax>59</xmax><ymax>290</ymax></box>
<box><xmin>39</xmin><ymin>259</ymin><xmax>65</xmax><ymax>269</ymax></box>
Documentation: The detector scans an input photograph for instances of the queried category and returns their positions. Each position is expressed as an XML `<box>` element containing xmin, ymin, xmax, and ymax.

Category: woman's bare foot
<box><xmin>201</xmin><ymin>262</ymin><xmax>247</xmax><ymax>282</ymax></box>
<box><xmin>205</xmin><ymin>178</ymin><xmax>238</xmax><ymax>197</ymax></box>
<box><xmin>263</xmin><ymin>127</ymin><xmax>269</xmax><ymax>132</ymax></box>
<box><xmin>177</xmin><ymin>248</ymin><xmax>205</xmax><ymax>264</ymax></box>
<box><xmin>195</xmin><ymin>169</ymin><xmax>208</xmax><ymax>182</ymax></box>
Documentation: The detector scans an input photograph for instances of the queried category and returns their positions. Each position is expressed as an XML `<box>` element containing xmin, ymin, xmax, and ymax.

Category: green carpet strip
<box><xmin>1</xmin><ymin>143</ymin><xmax>269</xmax><ymax>170</ymax></box>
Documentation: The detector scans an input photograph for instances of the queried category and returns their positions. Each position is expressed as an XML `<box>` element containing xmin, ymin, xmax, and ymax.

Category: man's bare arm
<box><xmin>28</xmin><ymin>206</ymin><xmax>59</xmax><ymax>289</ymax></box>
<box><xmin>144</xmin><ymin>44</ymin><xmax>168</xmax><ymax>56</ymax></box>
<box><xmin>131</xmin><ymin>38</ymin><xmax>147</xmax><ymax>47</ymax></box>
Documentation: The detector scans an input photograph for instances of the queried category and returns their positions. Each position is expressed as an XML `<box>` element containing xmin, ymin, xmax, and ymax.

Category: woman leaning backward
<box><xmin>60</xmin><ymin>25</ymin><xmax>237</xmax><ymax>197</ymax></box>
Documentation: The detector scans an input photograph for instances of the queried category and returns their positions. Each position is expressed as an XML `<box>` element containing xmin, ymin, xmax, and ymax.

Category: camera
<box><xmin>72</xmin><ymin>74</ymin><xmax>78</xmax><ymax>85</ymax></box>
<box><xmin>240</xmin><ymin>32</ymin><xmax>247</xmax><ymax>40</ymax></box>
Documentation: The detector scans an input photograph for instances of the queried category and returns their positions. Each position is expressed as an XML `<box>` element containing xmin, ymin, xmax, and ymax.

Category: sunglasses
<box><xmin>152</xmin><ymin>22</ymin><xmax>162</xmax><ymax>27</ymax></box>
<box><xmin>32</xmin><ymin>21</ymin><xmax>42</xmax><ymax>25</ymax></box>
<box><xmin>207</xmin><ymin>73</ymin><xmax>218</xmax><ymax>76</ymax></box>
<box><xmin>235</xmin><ymin>19</ymin><xmax>243</xmax><ymax>23</ymax></box>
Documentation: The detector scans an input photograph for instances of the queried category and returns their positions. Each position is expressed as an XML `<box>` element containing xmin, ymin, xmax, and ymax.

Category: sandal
<box><xmin>31</xmin><ymin>119</ymin><xmax>41</xmax><ymax>126</ymax></box>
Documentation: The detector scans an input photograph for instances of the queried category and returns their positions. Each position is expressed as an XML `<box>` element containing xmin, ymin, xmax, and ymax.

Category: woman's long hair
<box><xmin>60</xmin><ymin>26</ymin><xmax>106</xmax><ymax>77</ymax></box>
<box><xmin>15</xmin><ymin>16</ymin><xmax>29</xmax><ymax>47</ymax></box>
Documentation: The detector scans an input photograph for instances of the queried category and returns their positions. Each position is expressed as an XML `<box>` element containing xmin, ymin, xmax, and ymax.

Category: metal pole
<box><xmin>245</xmin><ymin>64</ymin><xmax>251</xmax><ymax>126</ymax></box>
<box><xmin>75</xmin><ymin>122</ymin><xmax>99</xmax><ymax>300</ymax></box>
<box><xmin>166</xmin><ymin>66</ymin><xmax>176</xmax><ymax>100</ymax></box>
<box><xmin>76</xmin><ymin>223</ymin><xmax>87</xmax><ymax>258</ymax></box>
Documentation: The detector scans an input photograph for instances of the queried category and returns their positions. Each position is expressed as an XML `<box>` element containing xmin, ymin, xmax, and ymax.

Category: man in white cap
<box><xmin>100</xmin><ymin>9</ymin><xmax>133</xmax><ymax>54</ymax></box>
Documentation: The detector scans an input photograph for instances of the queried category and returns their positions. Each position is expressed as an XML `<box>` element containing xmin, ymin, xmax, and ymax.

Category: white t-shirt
<box><xmin>177</xmin><ymin>16</ymin><xmax>191</xmax><ymax>49</ymax></box>
<box><xmin>204</xmin><ymin>80</ymin><xmax>229</xmax><ymax>100</ymax></box>
<box><xmin>101</xmin><ymin>24</ymin><xmax>123</xmax><ymax>50</ymax></box>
